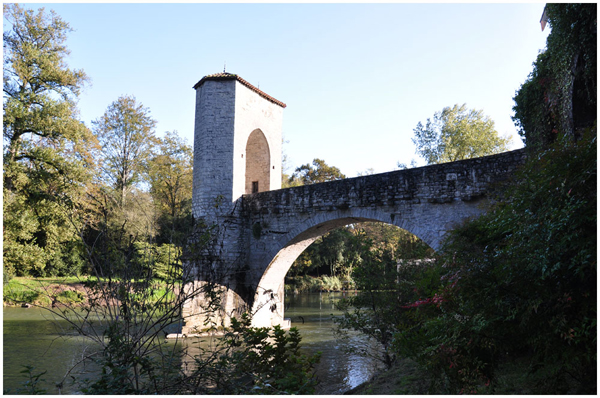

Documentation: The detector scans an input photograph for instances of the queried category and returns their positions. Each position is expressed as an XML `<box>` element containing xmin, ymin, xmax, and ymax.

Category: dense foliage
<box><xmin>146</xmin><ymin>131</ymin><xmax>194</xmax><ymax>245</ymax></box>
<box><xmin>290</xmin><ymin>222</ymin><xmax>432</xmax><ymax>283</ymax></box>
<box><xmin>211</xmin><ymin>314</ymin><xmax>321</xmax><ymax>394</ymax></box>
<box><xmin>393</xmin><ymin>131</ymin><xmax>596</xmax><ymax>393</ymax></box>
<box><xmin>513</xmin><ymin>3</ymin><xmax>596</xmax><ymax>150</ymax></box>
<box><xmin>3</xmin><ymin>5</ymin><xmax>194</xmax><ymax>279</ymax></box>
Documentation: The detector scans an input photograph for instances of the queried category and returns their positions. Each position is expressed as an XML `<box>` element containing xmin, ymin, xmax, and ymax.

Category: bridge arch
<box><xmin>250</xmin><ymin>208</ymin><xmax>437</xmax><ymax>327</ymax></box>
<box><xmin>245</xmin><ymin>129</ymin><xmax>271</xmax><ymax>194</ymax></box>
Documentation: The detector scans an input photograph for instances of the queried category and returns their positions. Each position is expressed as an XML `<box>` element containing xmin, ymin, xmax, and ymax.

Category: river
<box><xmin>3</xmin><ymin>292</ymin><xmax>381</xmax><ymax>394</ymax></box>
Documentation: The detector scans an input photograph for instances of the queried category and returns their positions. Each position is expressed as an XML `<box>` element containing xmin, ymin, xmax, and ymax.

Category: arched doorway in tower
<box><xmin>245</xmin><ymin>129</ymin><xmax>271</xmax><ymax>194</ymax></box>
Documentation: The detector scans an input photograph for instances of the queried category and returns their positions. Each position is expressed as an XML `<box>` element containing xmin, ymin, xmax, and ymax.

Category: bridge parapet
<box><xmin>243</xmin><ymin>149</ymin><xmax>526</xmax><ymax>217</ymax></box>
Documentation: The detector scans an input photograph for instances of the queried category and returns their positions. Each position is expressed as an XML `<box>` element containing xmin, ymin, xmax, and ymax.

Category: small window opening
<box><xmin>252</xmin><ymin>181</ymin><xmax>259</xmax><ymax>193</ymax></box>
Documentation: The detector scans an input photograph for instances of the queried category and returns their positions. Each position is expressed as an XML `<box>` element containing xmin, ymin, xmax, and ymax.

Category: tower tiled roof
<box><xmin>193</xmin><ymin>73</ymin><xmax>287</xmax><ymax>108</ymax></box>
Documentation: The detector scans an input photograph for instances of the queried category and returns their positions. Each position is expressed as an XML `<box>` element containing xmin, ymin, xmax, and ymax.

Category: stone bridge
<box><xmin>180</xmin><ymin>73</ymin><xmax>526</xmax><ymax>334</ymax></box>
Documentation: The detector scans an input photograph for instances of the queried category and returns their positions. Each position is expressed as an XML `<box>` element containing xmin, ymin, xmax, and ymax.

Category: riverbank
<box><xmin>5</xmin><ymin>275</ymin><xmax>353</xmax><ymax>307</ymax></box>
<box><xmin>3</xmin><ymin>277</ymin><xmax>87</xmax><ymax>307</ymax></box>
<box><xmin>285</xmin><ymin>274</ymin><xmax>354</xmax><ymax>294</ymax></box>
<box><xmin>3</xmin><ymin>276</ymin><xmax>178</xmax><ymax>309</ymax></box>
<box><xmin>344</xmin><ymin>357</ymin><xmax>431</xmax><ymax>395</ymax></box>
<box><xmin>345</xmin><ymin>353</ymin><xmax>560</xmax><ymax>395</ymax></box>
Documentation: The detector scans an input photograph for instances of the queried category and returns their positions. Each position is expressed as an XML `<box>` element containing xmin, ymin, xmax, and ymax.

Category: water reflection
<box><xmin>285</xmin><ymin>292</ymin><xmax>381</xmax><ymax>394</ymax></box>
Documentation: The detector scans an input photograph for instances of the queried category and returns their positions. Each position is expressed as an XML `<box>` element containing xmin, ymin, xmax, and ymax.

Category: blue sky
<box><xmin>10</xmin><ymin>2</ymin><xmax>550</xmax><ymax>177</ymax></box>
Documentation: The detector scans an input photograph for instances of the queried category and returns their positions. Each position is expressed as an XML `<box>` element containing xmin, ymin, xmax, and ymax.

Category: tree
<box><xmin>412</xmin><ymin>104</ymin><xmax>510</xmax><ymax>165</ymax></box>
<box><xmin>288</xmin><ymin>158</ymin><xmax>346</xmax><ymax>186</ymax></box>
<box><xmin>92</xmin><ymin>95</ymin><xmax>157</xmax><ymax>207</ymax></box>
<box><xmin>3</xmin><ymin>4</ymin><xmax>97</xmax><ymax>276</ymax></box>
<box><xmin>84</xmin><ymin>96</ymin><xmax>158</xmax><ymax>277</ymax></box>
<box><xmin>145</xmin><ymin>130</ymin><xmax>193</xmax><ymax>246</ymax></box>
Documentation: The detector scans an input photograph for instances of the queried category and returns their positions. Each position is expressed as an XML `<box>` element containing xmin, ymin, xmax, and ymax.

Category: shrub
<box><xmin>394</xmin><ymin>131</ymin><xmax>597</xmax><ymax>394</ymax></box>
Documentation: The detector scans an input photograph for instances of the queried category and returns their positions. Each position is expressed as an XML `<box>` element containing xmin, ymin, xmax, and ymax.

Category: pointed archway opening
<box><xmin>245</xmin><ymin>129</ymin><xmax>271</xmax><ymax>194</ymax></box>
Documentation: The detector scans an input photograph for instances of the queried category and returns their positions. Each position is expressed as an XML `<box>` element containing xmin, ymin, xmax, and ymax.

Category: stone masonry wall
<box><xmin>243</xmin><ymin>148</ymin><xmax>527</xmax><ymax>244</ymax></box>
<box><xmin>192</xmin><ymin>79</ymin><xmax>237</xmax><ymax>218</ymax></box>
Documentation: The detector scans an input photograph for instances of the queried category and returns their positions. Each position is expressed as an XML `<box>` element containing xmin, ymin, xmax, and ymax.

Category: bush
<box><xmin>394</xmin><ymin>131</ymin><xmax>597</xmax><ymax>394</ymax></box>
<box><xmin>207</xmin><ymin>313</ymin><xmax>321</xmax><ymax>394</ymax></box>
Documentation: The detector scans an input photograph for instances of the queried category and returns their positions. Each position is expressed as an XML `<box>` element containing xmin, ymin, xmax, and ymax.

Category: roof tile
<box><xmin>193</xmin><ymin>72</ymin><xmax>287</xmax><ymax>108</ymax></box>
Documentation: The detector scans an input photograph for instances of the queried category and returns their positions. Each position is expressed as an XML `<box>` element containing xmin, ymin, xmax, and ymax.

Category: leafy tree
<box><xmin>354</xmin><ymin>222</ymin><xmax>433</xmax><ymax>260</ymax></box>
<box><xmin>132</xmin><ymin>242</ymin><xmax>182</xmax><ymax>281</ymax></box>
<box><xmin>3</xmin><ymin>4</ymin><xmax>96</xmax><ymax>276</ymax></box>
<box><xmin>412</xmin><ymin>104</ymin><xmax>510</xmax><ymax>165</ymax></box>
<box><xmin>92</xmin><ymin>95</ymin><xmax>157</xmax><ymax>208</ymax></box>
<box><xmin>85</xmin><ymin>96</ymin><xmax>158</xmax><ymax>276</ymax></box>
<box><xmin>288</xmin><ymin>158</ymin><xmax>346</xmax><ymax>185</ymax></box>
<box><xmin>145</xmin><ymin>130</ymin><xmax>193</xmax><ymax>245</ymax></box>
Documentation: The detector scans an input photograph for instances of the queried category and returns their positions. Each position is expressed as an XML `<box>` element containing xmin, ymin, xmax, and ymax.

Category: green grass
<box><xmin>3</xmin><ymin>279</ymin><xmax>44</xmax><ymax>305</ymax></box>
<box><xmin>3</xmin><ymin>276</ymin><xmax>178</xmax><ymax>307</ymax></box>
<box><xmin>3</xmin><ymin>277</ymin><xmax>88</xmax><ymax>306</ymax></box>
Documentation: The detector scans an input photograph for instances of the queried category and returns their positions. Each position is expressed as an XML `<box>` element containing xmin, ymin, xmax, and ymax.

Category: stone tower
<box><xmin>192</xmin><ymin>73</ymin><xmax>286</xmax><ymax>218</ymax></box>
<box><xmin>182</xmin><ymin>73</ymin><xmax>286</xmax><ymax>334</ymax></box>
